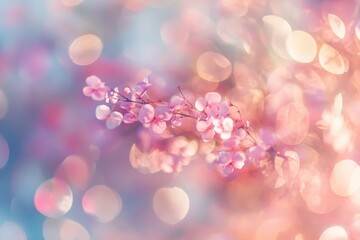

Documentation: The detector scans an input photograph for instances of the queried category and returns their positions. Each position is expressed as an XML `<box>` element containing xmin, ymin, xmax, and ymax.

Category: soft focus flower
<box><xmin>169</xmin><ymin>95</ymin><xmax>186</xmax><ymax>127</ymax></box>
<box><xmin>95</xmin><ymin>105</ymin><xmax>123</xmax><ymax>129</ymax></box>
<box><xmin>217</xmin><ymin>151</ymin><xmax>246</xmax><ymax>169</ymax></box>
<box><xmin>138</xmin><ymin>104</ymin><xmax>155</xmax><ymax>124</ymax></box>
<box><xmin>196</xmin><ymin>121</ymin><xmax>215</xmax><ymax>142</ymax></box>
<box><xmin>83</xmin><ymin>75</ymin><xmax>110</xmax><ymax>101</ymax></box>
<box><xmin>138</xmin><ymin>104</ymin><xmax>173</xmax><ymax>134</ymax></box>
<box><xmin>195</xmin><ymin>92</ymin><xmax>222</xmax><ymax>111</ymax></box>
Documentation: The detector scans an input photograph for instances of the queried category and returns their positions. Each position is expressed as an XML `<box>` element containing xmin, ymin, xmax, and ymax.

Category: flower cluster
<box><xmin>83</xmin><ymin>75</ymin><xmax>278</xmax><ymax>176</ymax></box>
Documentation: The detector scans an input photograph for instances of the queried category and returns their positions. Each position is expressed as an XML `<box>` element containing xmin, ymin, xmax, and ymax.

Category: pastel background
<box><xmin>1</xmin><ymin>0</ymin><xmax>360</xmax><ymax>239</ymax></box>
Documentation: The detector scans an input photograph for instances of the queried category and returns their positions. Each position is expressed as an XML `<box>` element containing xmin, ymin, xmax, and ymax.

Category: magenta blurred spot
<box><xmin>34</xmin><ymin>178</ymin><xmax>73</xmax><ymax>218</ymax></box>
<box><xmin>55</xmin><ymin>155</ymin><xmax>93</xmax><ymax>190</ymax></box>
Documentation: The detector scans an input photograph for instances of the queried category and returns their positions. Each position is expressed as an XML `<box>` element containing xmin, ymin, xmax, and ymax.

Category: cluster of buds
<box><xmin>83</xmin><ymin>75</ymin><xmax>277</xmax><ymax>175</ymax></box>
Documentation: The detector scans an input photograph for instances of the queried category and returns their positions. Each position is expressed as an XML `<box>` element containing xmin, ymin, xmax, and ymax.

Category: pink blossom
<box><xmin>195</xmin><ymin>92</ymin><xmax>233</xmax><ymax>141</ymax></box>
<box><xmin>155</xmin><ymin>106</ymin><xmax>172</xmax><ymax>121</ymax></box>
<box><xmin>214</xmin><ymin>150</ymin><xmax>246</xmax><ymax>176</ymax></box>
<box><xmin>196</xmin><ymin>120</ymin><xmax>215</xmax><ymax>142</ymax></box>
<box><xmin>150</xmin><ymin>119</ymin><xmax>167</xmax><ymax>134</ymax></box>
<box><xmin>195</xmin><ymin>92</ymin><xmax>222</xmax><ymax>111</ymax></box>
<box><xmin>138</xmin><ymin>104</ymin><xmax>173</xmax><ymax>134</ymax></box>
<box><xmin>85</xmin><ymin>77</ymin><xmax>264</xmax><ymax>175</ymax></box>
<box><xmin>95</xmin><ymin>105</ymin><xmax>123</xmax><ymax>129</ymax></box>
<box><xmin>213</xmin><ymin>117</ymin><xmax>234</xmax><ymax>140</ymax></box>
<box><xmin>222</xmin><ymin>128</ymin><xmax>248</xmax><ymax>148</ymax></box>
<box><xmin>152</xmin><ymin>106</ymin><xmax>173</xmax><ymax>134</ymax></box>
<box><xmin>217</xmin><ymin>151</ymin><xmax>246</xmax><ymax>170</ymax></box>
<box><xmin>169</xmin><ymin>95</ymin><xmax>186</xmax><ymax>127</ymax></box>
<box><xmin>83</xmin><ymin>76</ymin><xmax>109</xmax><ymax>101</ymax></box>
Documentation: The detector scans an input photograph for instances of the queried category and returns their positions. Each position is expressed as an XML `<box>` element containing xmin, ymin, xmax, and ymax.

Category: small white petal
<box><xmin>95</xmin><ymin>105</ymin><xmax>111</xmax><ymax>120</ymax></box>
<box><xmin>106</xmin><ymin>111</ymin><xmax>123</xmax><ymax>129</ymax></box>
<box><xmin>205</xmin><ymin>92</ymin><xmax>222</xmax><ymax>104</ymax></box>
<box><xmin>222</xmin><ymin>117</ymin><xmax>234</xmax><ymax>132</ymax></box>
<box><xmin>196</xmin><ymin>121</ymin><xmax>209</xmax><ymax>132</ymax></box>
<box><xmin>195</xmin><ymin>97</ymin><xmax>207</xmax><ymax>111</ymax></box>
<box><xmin>138</xmin><ymin>104</ymin><xmax>155</xmax><ymax>124</ymax></box>
<box><xmin>151</xmin><ymin>120</ymin><xmax>167</xmax><ymax>134</ymax></box>
<box><xmin>86</xmin><ymin>75</ymin><xmax>101</xmax><ymax>87</ymax></box>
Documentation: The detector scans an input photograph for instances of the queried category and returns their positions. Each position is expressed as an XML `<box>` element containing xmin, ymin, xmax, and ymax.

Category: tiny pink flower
<box><xmin>195</xmin><ymin>92</ymin><xmax>222</xmax><ymax>111</ymax></box>
<box><xmin>202</xmin><ymin>128</ymin><xmax>216</xmax><ymax>142</ymax></box>
<box><xmin>217</xmin><ymin>151</ymin><xmax>242</xmax><ymax>168</ymax></box>
<box><xmin>195</xmin><ymin>92</ymin><xmax>233</xmax><ymax>142</ymax></box>
<box><xmin>148</xmin><ymin>106</ymin><xmax>174</xmax><ymax>134</ymax></box>
<box><xmin>133</xmin><ymin>77</ymin><xmax>151</xmax><ymax>97</ymax></box>
<box><xmin>155</xmin><ymin>106</ymin><xmax>172</xmax><ymax>121</ymax></box>
<box><xmin>222</xmin><ymin>129</ymin><xmax>247</xmax><ymax>148</ymax></box>
<box><xmin>137</xmin><ymin>104</ymin><xmax>169</xmax><ymax>134</ymax></box>
<box><xmin>138</xmin><ymin>104</ymin><xmax>155</xmax><ymax>124</ymax></box>
<box><xmin>216</xmin><ymin>150</ymin><xmax>246</xmax><ymax>175</ymax></box>
<box><xmin>83</xmin><ymin>75</ymin><xmax>109</xmax><ymax>101</ymax></box>
<box><xmin>106</xmin><ymin>112</ymin><xmax>123</xmax><ymax>129</ymax></box>
<box><xmin>195</xmin><ymin>97</ymin><xmax>207</xmax><ymax>111</ymax></box>
<box><xmin>196</xmin><ymin>120</ymin><xmax>216</xmax><ymax>142</ymax></box>
<box><xmin>213</xmin><ymin>117</ymin><xmax>234</xmax><ymax>140</ymax></box>
<box><xmin>95</xmin><ymin>105</ymin><xmax>123</xmax><ymax>129</ymax></box>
